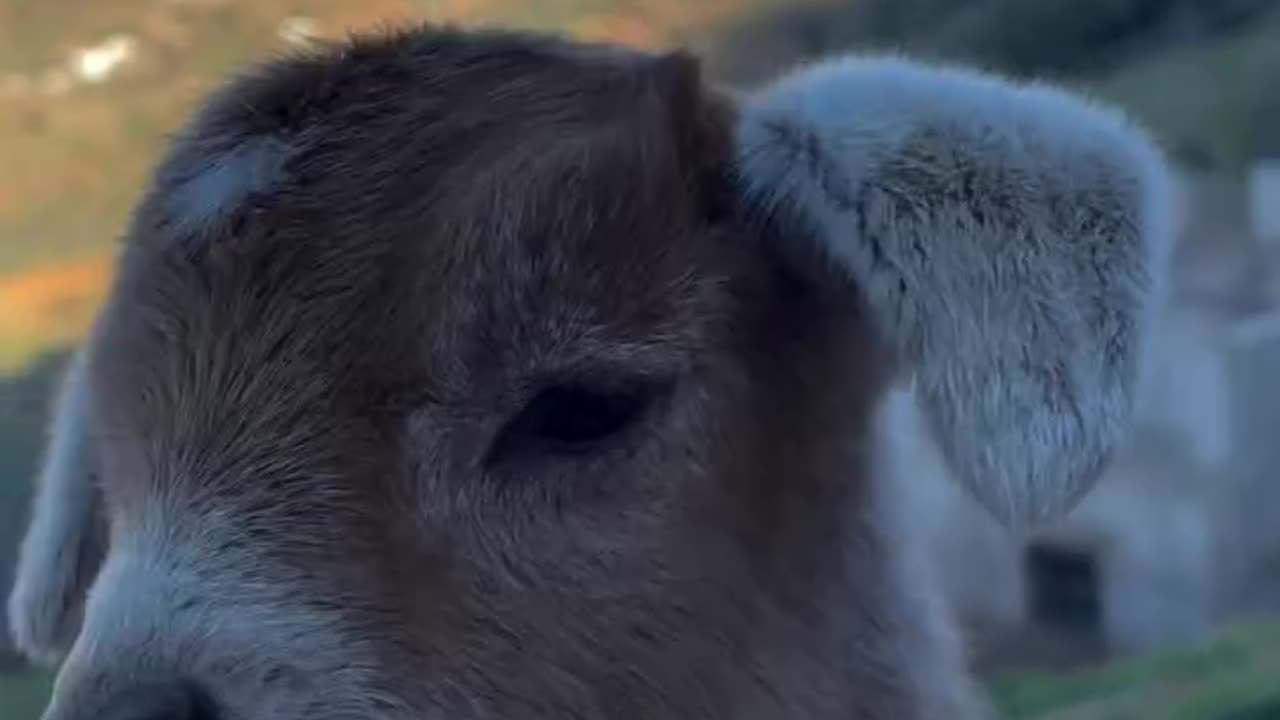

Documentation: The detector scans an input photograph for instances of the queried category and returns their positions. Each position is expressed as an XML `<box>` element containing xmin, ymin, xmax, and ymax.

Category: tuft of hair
<box><xmin>7</xmin><ymin>347</ymin><xmax>107</xmax><ymax>666</ymax></box>
<box><xmin>732</xmin><ymin>53</ymin><xmax>1175</xmax><ymax>528</ymax></box>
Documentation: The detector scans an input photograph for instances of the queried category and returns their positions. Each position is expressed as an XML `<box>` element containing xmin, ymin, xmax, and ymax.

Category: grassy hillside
<box><xmin>1089</xmin><ymin>5</ymin><xmax>1280</xmax><ymax>170</ymax></box>
<box><xmin>0</xmin><ymin>669</ymin><xmax>54</xmax><ymax>720</ymax></box>
<box><xmin>989</xmin><ymin>620</ymin><xmax>1280</xmax><ymax>719</ymax></box>
<box><xmin>0</xmin><ymin>255</ymin><xmax>113</xmax><ymax>372</ymax></box>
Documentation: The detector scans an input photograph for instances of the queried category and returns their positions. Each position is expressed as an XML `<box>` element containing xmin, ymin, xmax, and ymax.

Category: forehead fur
<box><xmin>132</xmin><ymin>24</ymin><xmax>730</xmax><ymax>249</ymax></box>
<box><xmin>91</xmin><ymin>24</ymin><xmax>746</xmax><ymax>494</ymax></box>
<box><xmin>114</xmin><ymin>24</ymin><xmax>739</xmax><ymax>346</ymax></box>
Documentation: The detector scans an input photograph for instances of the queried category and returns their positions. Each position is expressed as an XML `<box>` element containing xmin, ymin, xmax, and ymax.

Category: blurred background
<box><xmin>2</xmin><ymin>1</ymin><xmax>1280</xmax><ymax>717</ymax></box>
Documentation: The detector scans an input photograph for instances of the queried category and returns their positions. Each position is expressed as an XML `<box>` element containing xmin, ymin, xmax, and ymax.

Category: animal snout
<box><xmin>85</xmin><ymin>681</ymin><xmax>218</xmax><ymax>720</ymax></box>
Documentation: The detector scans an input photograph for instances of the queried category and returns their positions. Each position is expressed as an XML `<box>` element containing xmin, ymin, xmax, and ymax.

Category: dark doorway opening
<box><xmin>1025</xmin><ymin>541</ymin><xmax>1103</xmax><ymax>637</ymax></box>
<box><xmin>976</xmin><ymin>541</ymin><xmax>1107</xmax><ymax>673</ymax></box>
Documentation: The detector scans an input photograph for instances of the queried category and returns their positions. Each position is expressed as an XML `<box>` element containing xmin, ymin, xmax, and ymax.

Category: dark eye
<box><xmin>488</xmin><ymin>383</ymin><xmax>649</xmax><ymax>463</ymax></box>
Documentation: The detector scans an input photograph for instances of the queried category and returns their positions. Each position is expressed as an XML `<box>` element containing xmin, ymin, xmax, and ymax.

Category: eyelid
<box><xmin>523</xmin><ymin>358</ymin><xmax>678</xmax><ymax>401</ymax></box>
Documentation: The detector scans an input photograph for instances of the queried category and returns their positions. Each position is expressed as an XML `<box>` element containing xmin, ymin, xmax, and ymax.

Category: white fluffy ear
<box><xmin>733</xmin><ymin>55</ymin><xmax>1174</xmax><ymax>528</ymax></box>
<box><xmin>7</xmin><ymin>346</ymin><xmax>107</xmax><ymax>666</ymax></box>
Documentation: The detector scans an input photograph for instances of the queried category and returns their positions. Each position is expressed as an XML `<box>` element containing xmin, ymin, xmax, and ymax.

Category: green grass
<box><xmin>987</xmin><ymin>620</ymin><xmax>1280</xmax><ymax>719</ymax></box>
<box><xmin>0</xmin><ymin>668</ymin><xmax>54</xmax><ymax>720</ymax></box>
<box><xmin>1085</xmin><ymin>5</ymin><xmax>1280</xmax><ymax>171</ymax></box>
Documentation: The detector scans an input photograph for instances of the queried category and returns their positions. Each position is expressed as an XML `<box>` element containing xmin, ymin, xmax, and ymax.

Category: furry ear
<box><xmin>733</xmin><ymin>55</ymin><xmax>1174</xmax><ymax>528</ymax></box>
<box><xmin>7</xmin><ymin>346</ymin><xmax>108</xmax><ymax>666</ymax></box>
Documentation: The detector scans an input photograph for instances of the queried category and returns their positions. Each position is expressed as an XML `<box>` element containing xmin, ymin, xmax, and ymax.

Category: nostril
<box><xmin>99</xmin><ymin>681</ymin><xmax>219</xmax><ymax>720</ymax></box>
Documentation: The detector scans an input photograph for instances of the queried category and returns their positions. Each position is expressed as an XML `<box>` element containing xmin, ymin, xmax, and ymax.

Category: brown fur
<box><xmin>30</xmin><ymin>25</ymin><xmax>990</xmax><ymax>719</ymax></box>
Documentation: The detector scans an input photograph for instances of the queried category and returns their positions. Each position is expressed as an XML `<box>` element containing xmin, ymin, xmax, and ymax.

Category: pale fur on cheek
<box><xmin>48</xmin><ymin>534</ymin><xmax>399</xmax><ymax>720</ymax></box>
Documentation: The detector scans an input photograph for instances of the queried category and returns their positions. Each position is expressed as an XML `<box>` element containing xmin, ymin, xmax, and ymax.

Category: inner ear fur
<box><xmin>732</xmin><ymin>54</ymin><xmax>1174</xmax><ymax>528</ymax></box>
<box><xmin>7</xmin><ymin>345</ymin><xmax>108</xmax><ymax>666</ymax></box>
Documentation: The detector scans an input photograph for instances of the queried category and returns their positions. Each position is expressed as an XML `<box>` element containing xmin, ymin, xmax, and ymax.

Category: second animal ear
<box><xmin>8</xmin><ymin>346</ymin><xmax>109</xmax><ymax>666</ymax></box>
<box><xmin>730</xmin><ymin>55</ymin><xmax>1175</xmax><ymax>528</ymax></box>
